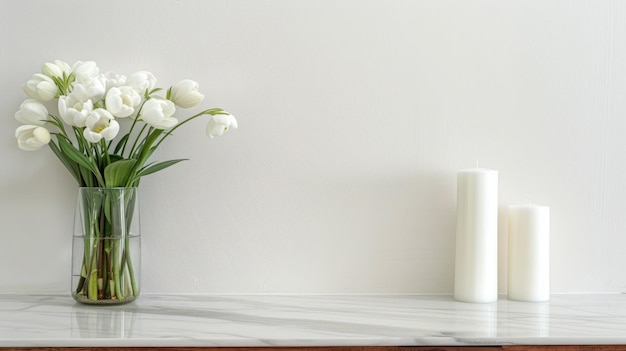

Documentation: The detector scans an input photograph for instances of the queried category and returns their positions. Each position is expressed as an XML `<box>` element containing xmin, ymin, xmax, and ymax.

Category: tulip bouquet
<box><xmin>15</xmin><ymin>59</ymin><xmax>237</xmax><ymax>187</ymax></box>
<box><xmin>14</xmin><ymin>59</ymin><xmax>237</xmax><ymax>303</ymax></box>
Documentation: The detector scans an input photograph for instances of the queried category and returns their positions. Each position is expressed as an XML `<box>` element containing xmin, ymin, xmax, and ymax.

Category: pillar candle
<box><xmin>507</xmin><ymin>204</ymin><xmax>550</xmax><ymax>302</ymax></box>
<box><xmin>454</xmin><ymin>167</ymin><xmax>498</xmax><ymax>303</ymax></box>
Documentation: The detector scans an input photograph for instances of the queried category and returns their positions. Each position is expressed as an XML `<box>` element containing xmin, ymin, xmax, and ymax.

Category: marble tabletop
<box><xmin>1</xmin><ymin>293</ymin><xmax>626</xmax><ymax>347</ymax></box>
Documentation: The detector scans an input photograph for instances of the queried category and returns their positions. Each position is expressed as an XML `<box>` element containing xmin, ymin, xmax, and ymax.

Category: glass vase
<box><xmin>71</xmin><ymin>187</ymin><xmax>141</xmax><ymax>305</ymax></box>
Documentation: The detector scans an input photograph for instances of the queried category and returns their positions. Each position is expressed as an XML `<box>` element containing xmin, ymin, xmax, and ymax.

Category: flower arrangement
<box><xmin>14</xmin><ymin>59</ymin><xmax>237</xmax><ymax>187</ymax></box>
<box><xmin>14</xmin><ymin>60</ymin><xmax>237</xmax><ymax>303</ymax></box>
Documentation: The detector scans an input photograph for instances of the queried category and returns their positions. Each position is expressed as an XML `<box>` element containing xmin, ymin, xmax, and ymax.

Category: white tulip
<box><xmin>105</xmin><ymin>86</ymin><xmax>141</xmax><ymax>118</ymax></box>
<box><xmin>169</xmin><ymin>79</ymin><xmax>204</xmax><ymax>108</ymax></box>
<box><xmin>83</xmin><ymin>109</ymin><xmax>120</xmax><ymax>143</ymax></box>
<box><xmin>15</xmin><ymin>99</ymin><xmax>48</xmax><ymax>126</ymax></box>
<box><xmin>127</xmin><ymin>71</ymin><xmax>157</xmax><ymax>95</ymax></box>
<box><xmin>42</xmin><ymin>60</ymin><xmax>71</xmax><ymax>79</ymax></box>
<box><xmin>77</xmin><ymin>75</ymin><xmax>107</xmax><ymax>102</ymax></box>
<box><xmin>206</xmin><ymin>113</ymin><xmax>237</xmax><ymax>139</ymax></box>
<box><xmin>72</xmin><ymin>61</ymin><xmax>100</xmax><ymax>84</ymax></box>
<box><xmin>15</xmin><ymin>125</ymin><xmax>51</xmax><ymax>151</ymax></box>
<box><xmin>23</xmin><ymin>73</ymin><xmax>57</xmax><ymax>102</ymax></box>
<box><xmin>58</xmin><ymin>84</ymin><xmax>94</xmax><ymax>127</ymax></box>
<box><xmin>103</xmin><ymin>71</ymin><xmax>127</xmax><ymax>90</ymax></box>
<box><xmin>141</xmin><ymin>98</ymin><xmax>177</xmax><ymax>129</ymax></box>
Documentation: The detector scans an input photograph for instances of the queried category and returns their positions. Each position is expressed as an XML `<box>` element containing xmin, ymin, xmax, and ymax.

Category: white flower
<box><xmin>15</xmin><ymin>125</ymin><xmax>51</xmax><ymax>151</ymax></box>
<box><xmin>83</xmin><ymin>109</ymin><xmax>119</xmax><ymax>143</ymax></box>
<box><xmin>105</xmin><ymin>86</ymin><xmax>141</xmax><ymax>118</ymax></box>
<box><xmin>58</xmin><ymin>84</ymin><xmax>94</xmax><ymax>127</ymax></box>
<box><xmin>127</xmin><ymin>71</ymin><xmax>157</xmax><ymax>95</ymax></box>
<box><xmin>169</xmin><ymin>79</ymin><xmax>204</xmax><ymax>108</ymax></box>
<box><xmin>23</xmin><ymin>73</ymin><xmax>57</xmax><ymax>102</ymax></box>
<box><xmin>77</xmin><ymin>75</ymin><xmax>107</xmax><ymax>102</ymax></box>
<box><xmin>141</xmin><ymin>98</ymin><xmax>177</xmax><ymax>129</ymax></box>
<box><xmin>72</xmin><ymin>61</ymin><xmax>99</xmax><ymax>84</ymax></box>
<box><xmin>206</xmin><ymin>113</ymin><xmax>237</xmax><ymax>138</ymax></box>
<box><xmin>15</xmin><ymin>99</ymin><xmax>48</xmax><ymax>126</ymax></box>
<box><xmin>42</xmin><ymin>60</ymin><xmax>71</xmax><ymax>79</ymax></box>
<box><xmin>103</xmin><ymin>71</ymin><xmax>127</xmax><ymax>90</ymax></box>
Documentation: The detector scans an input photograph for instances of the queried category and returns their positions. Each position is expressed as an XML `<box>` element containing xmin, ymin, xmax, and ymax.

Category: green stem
<box><xmin>128</xmin><ymin>124</ymin><xmax>149</xmax><ymax>158</ymax></box>
<box><xmin>153</xmin><ymin>108</ymin><xmax>224</xmax><ymax>149</ymax></box>
<box><xmin>84</xmin><ymin>194</ymin><xmax>102</xmax><ymax>300</ymax></box>
<box><xmin>113</xmin><ymin>238</ymin><xmax>123</xmax><ymax>299</ymax></box>
<box><xmin>124</xmin><ymin>235</ymin><xmax>139</xmax><ymax>296</ymax></box>
<box><xmin>100</xmin><ymin>139</ymin><xmax>111</xmax><ymax>166</ymax></box>
<box><xmin>97</xmin><ymin>213</ymin><xmax>105</xmax><ymax>299</ymax></box>
<box><xmin>87</xmin><ymin>237</ymin><xmax>99</xmax><ymax>301</ymax></box>
<box><xmin>104</xmin><ymin>236</ymin><xmax>111</xmax><ymax>299</ymax></box>
<box><xmin>73</xmin><ymin>127</ymin><xmax>105</xmax><ymax>187</ymax></box>
<box><xmin>120</xmin><ymin>102</ymin><xmax>146</xmax><ymax>157</ymax></box>
<box><xmin>77</xmin><ymin>188</ymin><xmax>140</xmax><ymax>301</ymax></box>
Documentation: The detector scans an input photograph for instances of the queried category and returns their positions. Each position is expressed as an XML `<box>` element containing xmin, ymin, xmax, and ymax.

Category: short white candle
<box><xmin>507</xmin><ymin>204</ymin><xmax>550</xmax><ymax>302</ymax></box>
<box><xmin>454</xmin><ymin>167</ymin><xmax>498</xmax><ymax>303</ymax></box>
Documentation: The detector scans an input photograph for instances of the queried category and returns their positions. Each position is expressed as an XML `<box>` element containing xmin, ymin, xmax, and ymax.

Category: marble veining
<box><xmin>1</xmin><ymin>294</ymin><xmax>625</xmax><ymax>347</ymax></box>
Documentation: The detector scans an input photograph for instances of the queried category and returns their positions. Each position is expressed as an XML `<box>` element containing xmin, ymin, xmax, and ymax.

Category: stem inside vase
<box><xmin>71</xmin><ymin>187</ymin><xmax>140</xmax><ymax>305</ymax></box>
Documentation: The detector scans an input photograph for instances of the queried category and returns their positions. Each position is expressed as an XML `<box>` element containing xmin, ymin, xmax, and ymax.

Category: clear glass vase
<box><xmin>71</xmin><ymin>187</ymin><xmax>141</xmax><ymax>305</ymax></box>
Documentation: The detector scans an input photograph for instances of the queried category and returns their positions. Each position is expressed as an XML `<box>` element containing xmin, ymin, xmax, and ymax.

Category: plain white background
<box><xmin>1</xmin><ymin>0</ymin><xmax>625</xmax><ymax>295</ymax></box>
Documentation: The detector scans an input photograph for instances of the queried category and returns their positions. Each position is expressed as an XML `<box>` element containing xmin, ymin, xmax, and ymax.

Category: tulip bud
<box><xmin>15</xmin><ymin>125</ymin><xmax>51</xmax><ymax>151</ymax></box>
<box><xmin>23</xmin><ymin>73</ymin><xmax>57</xmax><ymax>102</ymax></box>
<box><xmin>127</xmin><ymin>71</ymin><xmax>157</xmax><ymax>95</ymax></box>
<box><xmin>103</xmin><ymin>71</ymin><xmax>127</xmax><ymax>90</ymax></box>
<box><xmin>72</xmin><ymin>61</ymin><xmax>100</xmax><ymax>84</ymax></box>
<box><xmin>141</xmin><ymin>98</ymin><xmax>178</xmax><ymax>129</ymax></box>
<box><xmin>42</xmin><ymin>60</ymin><xmax>71</xmax><ymax>79</ymax></box>
<box><xmin>169</xmin><ymin>79</ymin><xmax>205</xmax><ymax>108</ymax></box>
<box><xmin>15</xmin><ymin>99</ymin><xmax>48</xmax><ymax>126</ymax></box>
<box><xmin>206</xmin><ymin>113</ymin><xmax>238</xmax><ymax>139</ymax></box>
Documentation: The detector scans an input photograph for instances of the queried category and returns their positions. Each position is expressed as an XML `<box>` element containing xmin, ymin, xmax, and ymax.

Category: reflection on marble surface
<box><xmin>1</xmin><ymin>294</ymin><xmax>625</xmax><ymax>347</ymax></box>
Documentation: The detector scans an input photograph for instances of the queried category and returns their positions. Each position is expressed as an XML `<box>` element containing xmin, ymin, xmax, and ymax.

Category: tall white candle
<box><xmin>454</xmin><ymin>167</ymin><xmax>499</xmax><ymax>303</ymax></box>
<box><xmin>507</xmin><ymin>204</ymin><xmax>550</xmax><ymax>302</ymax></box>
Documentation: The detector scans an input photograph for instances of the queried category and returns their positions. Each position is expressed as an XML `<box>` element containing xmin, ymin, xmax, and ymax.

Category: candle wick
<box><xmin>476</xmin><ymin>160</ymin><xmax>480</xmax><ymax>169</ymax></box>
<box><xmin>527</xmin><ymin>194</ymin><xmax>532</xmax><ymax>205</ymax></box>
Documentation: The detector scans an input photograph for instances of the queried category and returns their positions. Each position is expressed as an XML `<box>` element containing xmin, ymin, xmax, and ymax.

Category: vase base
<box><xmin>72</xmin><ymin>294</ymin><xmax>138</xmax><ymax>305</ymax></box>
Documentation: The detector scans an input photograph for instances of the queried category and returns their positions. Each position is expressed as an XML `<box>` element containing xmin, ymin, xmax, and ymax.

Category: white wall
<box><xmin>1</xmin><ymin>0</ymin><xmax>625</xmax><ymax>294</ymax></box>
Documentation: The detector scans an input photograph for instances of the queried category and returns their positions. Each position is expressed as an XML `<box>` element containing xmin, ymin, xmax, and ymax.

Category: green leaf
<box><xmin>113</xmin><ymin>134</ymin><xmax>130</xmax><ymax>154</ymax></box>
<box><xmin>136</xmin><ymin>159</ymin><xmax>187</xmax><ymax>178</ymax></box>
<box><xmin>45</xmin><ymin>118</ymin><xmax>63</xmax><ymax>131</ymax></box>
<box><xmin>108</xmin><ymin>154</ymin><xmax>124</xmax><ymax>164</ymax></box>
<box><xmin>79</xmin><ymin>165</ymin><xmax>95</xmax><ymax>187</ymax></box>
<box><xmin>134</xmin><ymin>129</ymin><xmax>163</xmax><ymax>167</ymax></box>
<box><xmin>57</xmin><ymin>136</ymin><xmax>97</xmax><ymax>175</ymax></box>
<box><xmin>48</xmin><ymin>141</ymin><xmax>80</xmax><ymax>184</ymax></box>
<box><xmin>104</xmin><ymin>159</ymin><xmax>136</xmax><ymax>188</ymax></box>
<box><xmin>99</xmin><ymin>153</ymin><xmax>123</xmax><ymax>172</ymax></box>
<box><xmin>148</xmin><ymin>87</ymin><xmax>163</xmax><ymax>96</ymax></box>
